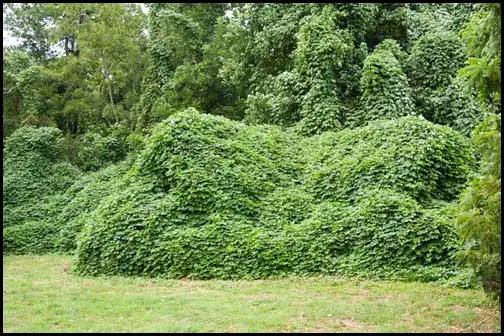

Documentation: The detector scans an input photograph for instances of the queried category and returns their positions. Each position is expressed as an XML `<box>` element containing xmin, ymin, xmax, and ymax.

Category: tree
<box><xmin>4</xmin><ymin>3</ymin><xmax>53</xmax><ymax>61</ymax></box>
<box><xmin>406</xmin><ymin>29</ymin><xmax>481</xmax><ymax>134</ymax></box>
<box><xmin>3</xmin><ymin>50</ymin><xmax>49</xmax><ymax>137</ymax></box>
<box><xmin>457</xmin><ymin>114</ymin><xmax>501</xmax><ymax>303</ymax></box>
<box><xmin>352</xmin><ymin>39</ymin><xmax>415</xmax><ymax>128</ymax></box>
<box><xmin>293</xmin><ymin>6</ymin><xmax>354</xmax><ymax>135</ymax></box>
<box><xmin>76</xmin><ymin>3</ymin><xmax>147</xmax><ymax>131</ymax></box>
<box><xmin>458</xmin><ymin>4</ymin><xmax>501</xmax><ymax>111</ymax></box>
<box><xmin>134</xmin><ymin>3</ymin><xmax>227</xmax><ymax>128</ymax></box>
<box><xmin>4</xmin><ymin>4</ymin><xmax>147</xmax><ymax>137</ymax></box>
<box><xmin>456</xmin><ymin>4</ymin><xmax>501</xmax><ymax>304</ymax></box>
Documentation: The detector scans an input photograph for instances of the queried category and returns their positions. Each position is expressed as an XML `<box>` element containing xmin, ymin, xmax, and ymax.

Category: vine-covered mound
<box><xmin>3</xmin><ymin>127</ymin><xmax>80</xmax><ymax>254</ymax></box>
<box><xmin>74</xmin><ymin>109</ymin><xmax>476</xmax><ymax>281</ymax></box>
<box><xmin>2</xmin><ymin>126</ymin><xmax>128</xmax><ymax>254</ymax></box>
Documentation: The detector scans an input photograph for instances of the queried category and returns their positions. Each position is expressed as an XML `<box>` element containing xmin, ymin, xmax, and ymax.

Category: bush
<box><xmin>407</xmin><ymin>30</ymin><xmax>466</xmax><ymax>94</ymax></box>
<box><xmin>135</xmin><ymin>108</ymin><xmax>301</xmax><ymax>218</ymax></box>
<box><xmin>3</xmin><ymin>111</ymin><xmax>477</xmax><ymax>285</ymax></box>
<box><xmin>73</xmin><ymin>109</ymin><xmax>476</xmax><ymax>283</ymax></box>
<box><xmin>53</xmin><ymin>162</ymin><xmax>130</xmax><ymax>252</ymax></box>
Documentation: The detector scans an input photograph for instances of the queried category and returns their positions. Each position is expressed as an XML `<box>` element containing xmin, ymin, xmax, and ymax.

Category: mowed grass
<box><xmin>3</xmin><ymin>255</ymin><xmax>500</xmax><ymax>333</ymax></box>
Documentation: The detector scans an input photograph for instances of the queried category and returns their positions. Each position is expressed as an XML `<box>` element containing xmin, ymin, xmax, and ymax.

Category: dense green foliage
<box><xmin>458</xmin><ymin>4</ymin><xmax>501</xmax><ymax>110</ymax></box>
<box><xmin>352</xmin><ymin>39</ymin><xmax>414</xmax><ymax>127</ymax></box>
<box><xmin>2</xmin><ymin>4</ymin><xmax>500</xmax><ymax>293</ymax></box>
<box><xmin>3</xmin><ymin>126</ymin><xmax>80</xmax><ymax>252</ymax></box>
<box><xmin>301</xmin><ymin>117</ymin><xmax>475</xmax><ymax>205</ymax></box>
<box><xmin>3</xmin><ymin>3</ymin><xmax>146</xmax><ymax>157</ymax></box>
<box><xmin>135</xmin><ymin>3</ymin><xmax>232</xmax><ymax>126</ymax></box>
<box><xmin>4</xmin><ymin>3</ymin><xmax>485</xmax><ymax>137</ymax></box>
<box><xmin>2</xmin><ymin>126</ymin><xmax>129</xmax><ymax>253</ymax></box>
<box><xmin>3</xmin><ymin>126</ymin><xmax>80</xmax><ymax>228</ymax></box>
<box><xmin>72</xmin><ymin>110</ymin><xmax>475</xmax><ymax>283</ymax></box>
<box><xmin>406</xmin><ymin>30</ymin><xmax>481</xmax><ymax>136</ymax></box>
<box><xmin>455</xmin><ymin>4</ymin><xmax>501</xmax><ymax>304</ymax></box>
<box><xmin>292</xmin><ymin>6</ymin><xmax>353</xmax><ymax>135</ymax></box>
<box><xmin>53</xmin><ymin>162</ymin><xmax>130</xmax><ymax>252</ymax></box>
<box><xmin>457</xmin><ymin>114</ymin><xmax>501</xmax><ymax>302</ymax></box>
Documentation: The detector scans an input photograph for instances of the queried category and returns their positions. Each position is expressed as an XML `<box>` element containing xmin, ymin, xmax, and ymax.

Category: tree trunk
<box><xmin>64</xmin><ymin>37</ymin><xmax>69</xmax><ymax>56</ymax></box>
<box><xmin>101</xmin><ymin>50</ymin><xmax>119</xmax><ymax>123</ymax></box>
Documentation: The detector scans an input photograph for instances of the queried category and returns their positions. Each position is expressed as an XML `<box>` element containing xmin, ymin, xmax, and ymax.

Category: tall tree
<box><xmin>456</xmin><ymin>4</ymin><xmax>501</xmax><ymax>304</ymax></box>
<box><xmin>406</xmin><ymin>29</ymin><xmax>482</xmax><ymax>135</ymax></box>
<box><xmin>353</xmin><ymin>39</ymin><xmax>415</xmax><ymax>128</ymax></box>
<box><xmin>459</xmin><ymin>3</ymin><xmax>501</xmax><ymax>110</ymax></box>
<box><xmin>4</xmin><ymin>3</ymin><xmax>52</xmax><ymax>61</ymax></box>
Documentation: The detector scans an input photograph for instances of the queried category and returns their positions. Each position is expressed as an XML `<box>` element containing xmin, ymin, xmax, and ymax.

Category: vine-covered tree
<box><xmin>352</xmin><ymin>39</ymin><xmax>415</xmax><ymax>128</ymax></box>
<box><xmin>3</xmin><ymin>50</ymin><xmax>48</xmax><ymax>137</ymax></box>
<box><xmin>406</xmin><ymin>29</ymin><xmax>482</xmax><ymax>135</ymax></box>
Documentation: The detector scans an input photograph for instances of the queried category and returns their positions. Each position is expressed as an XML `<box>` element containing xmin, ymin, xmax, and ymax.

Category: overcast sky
<box><xmin>3</xmin><ymin>3</ymin><xmax>149</xmax><ymax>48</ymax></box>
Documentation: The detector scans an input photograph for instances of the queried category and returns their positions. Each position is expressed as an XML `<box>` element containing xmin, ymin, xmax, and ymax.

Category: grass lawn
<box><xmin>3</xmin><ymin>255</ymin><xmax>500</xmax><ymax>333</ymax></box>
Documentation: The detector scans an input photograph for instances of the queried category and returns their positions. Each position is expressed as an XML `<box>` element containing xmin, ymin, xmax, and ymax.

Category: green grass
<box><xmin>3</xmin><ymin>255</ymin><xmax>500</xmax><ymax>333</ymax></box>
